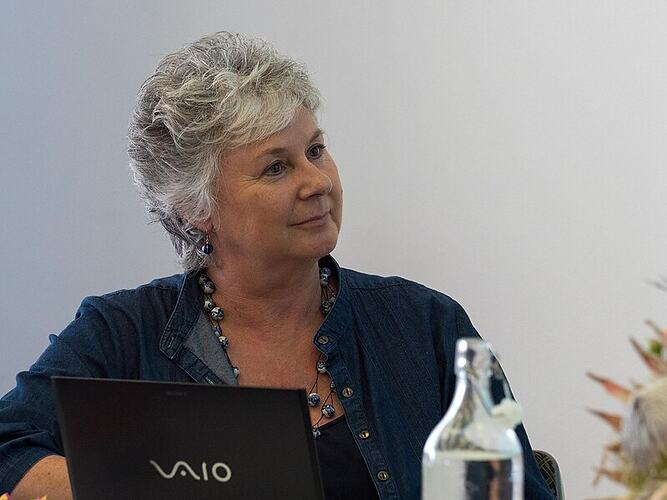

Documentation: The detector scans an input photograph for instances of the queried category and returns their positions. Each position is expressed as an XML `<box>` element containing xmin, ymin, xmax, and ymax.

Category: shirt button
<box><xmin>377</xmin><ymin>470</ymin><xmax>390</xmax><ymax>481</ymax></box>
<box><xmin>358</xmin><ymin>430</ymin><xmax>370</xmax><ymax>439</ymax></box>
<box><xmin>341</xmin><ymin>387</ymin><xmax>354</xmax><ymax>398</ymax></box>
<box><xmin>317</xmin><ymin>335</ymin><xmax>329</xmax><ymax>345</ymax></box>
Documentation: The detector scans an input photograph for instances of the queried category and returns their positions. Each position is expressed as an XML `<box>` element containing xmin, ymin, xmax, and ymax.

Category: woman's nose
<box><xmin>297</xmin><ymin>160</ymin><xmax>333</xmax><ymax>199</ymax></box>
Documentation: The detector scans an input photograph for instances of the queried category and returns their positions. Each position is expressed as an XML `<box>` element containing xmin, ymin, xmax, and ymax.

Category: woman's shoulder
<box><xmin>337</xmin><ymin>265</ymin><xmax>480</xmax><ymax>354</ymax></box>
<box><xmin>100</xmin><ymin>272</ymin><xmax>186</xmax><ymax>297</ymax></box>
<box><xmin>79</xmin><ymin>272</ymin><xmax>188</xmax><ymax>311</ymax></box>
<box><xmin>54</xmin><ymin>273</ymin><xmax>193</xmax><ymax>358</ymax></box>
<box><xmin>338</xmin><ymin>265</ymin><xmax>475</xmax><ymax>334</ymax></box>
<box><xmin>341</xmin><ymin>266</ymin><xmax>460</xmax><ymax>307</ymax></box>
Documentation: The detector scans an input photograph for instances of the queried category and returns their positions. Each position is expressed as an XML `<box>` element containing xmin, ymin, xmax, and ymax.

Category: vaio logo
<box><xmin>149</xmin><ymin>460</ymin><xmax>232</xmax><ymax>482</ymax></box>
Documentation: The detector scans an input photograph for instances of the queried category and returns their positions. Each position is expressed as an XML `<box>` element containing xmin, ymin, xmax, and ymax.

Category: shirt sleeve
<box><xmin>0</xmin><ymin>298</ymin><xmax>117</xmax><ymax>493</ymax></box>
<box><xmin>447</xmin><ymin>302</ymin><xmax>556</xmax><ymax>500</ymax></box>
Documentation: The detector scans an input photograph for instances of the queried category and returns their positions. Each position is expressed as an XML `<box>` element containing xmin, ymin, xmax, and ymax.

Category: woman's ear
<box><xmin>194</xmin><ymin>221</ymin><xmax>213</xmax><ymax>233</ymax></box>
<box><xmin>185</xmin><ymin>204</ymin><xmax>219</xmax><ymax>235</ymax></box>
<box><xmin>184</xmin><ymin>216</ymin><xmax>213</xmax><ymax>236</ymax></box>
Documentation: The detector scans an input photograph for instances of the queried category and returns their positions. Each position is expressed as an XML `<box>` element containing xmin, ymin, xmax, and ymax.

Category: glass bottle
<box><xmin>422</xmin><ymin>338</ymin><xmax>524</xmax><ymax>500</ymax></box>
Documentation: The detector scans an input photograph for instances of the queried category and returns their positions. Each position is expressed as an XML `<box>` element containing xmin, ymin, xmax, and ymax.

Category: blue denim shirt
<box><xmin>0</xmin><ymin>257</ymin><xmax>554</xmax><ymax>498</ymax></box>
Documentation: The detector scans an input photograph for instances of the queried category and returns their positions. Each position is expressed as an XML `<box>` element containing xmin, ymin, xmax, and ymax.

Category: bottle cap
<box><xmin>455</xmin><ymin>338</ymin><xmax>492</xmax><ymax>377</ymax></box>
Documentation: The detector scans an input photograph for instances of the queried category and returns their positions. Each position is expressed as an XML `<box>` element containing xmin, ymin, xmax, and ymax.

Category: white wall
<box><xmin>3</xmin><ymin>1</ymin><xmax>667</xmax><ymax>497</ymax></box>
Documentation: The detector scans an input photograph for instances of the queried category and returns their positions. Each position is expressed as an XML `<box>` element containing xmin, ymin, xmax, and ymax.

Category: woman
<box><xmin>1</xmin><ymin>32</ymin><xmax>553</xmax><ymax>499</ymax></box>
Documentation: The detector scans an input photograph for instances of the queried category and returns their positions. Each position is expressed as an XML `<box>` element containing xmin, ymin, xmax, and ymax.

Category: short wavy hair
<box><xmin>128</xmin><ymin>32</ymin><xmax>321</xmax><ymax>271</ymax></box>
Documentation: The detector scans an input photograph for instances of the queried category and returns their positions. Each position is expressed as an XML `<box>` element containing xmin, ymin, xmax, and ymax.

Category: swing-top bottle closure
<box><xmin>455</xmin><ymin>338</ymin><xmax>523</xmax><ymax>429</ymax></box>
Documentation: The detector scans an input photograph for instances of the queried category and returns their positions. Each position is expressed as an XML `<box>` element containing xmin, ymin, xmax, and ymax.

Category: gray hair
<box><xmin>128</xmin><ymin>32</ymin><xmax>321</xmax><ymax>271</ymax></box>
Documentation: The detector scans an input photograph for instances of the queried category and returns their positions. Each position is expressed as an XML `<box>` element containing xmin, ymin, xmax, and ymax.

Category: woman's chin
<box><xmin>303</xmin><ymin>234</ymin><xmax>339</xmax><ymax>260</ymax></box>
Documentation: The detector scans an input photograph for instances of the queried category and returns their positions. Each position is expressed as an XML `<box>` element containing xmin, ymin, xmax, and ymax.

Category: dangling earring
<box><xmin>201</xmin><ymin>234</ymin><xmax>213</xmax><ymax>255</ymax></box>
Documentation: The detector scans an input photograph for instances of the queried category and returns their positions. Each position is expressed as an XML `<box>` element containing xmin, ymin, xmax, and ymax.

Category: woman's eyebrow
<box><xmin>254</xmin><ymin>128</ymin><xmax>325</xmax><ymax>159</ymax></box>
<box><xmin>311</xmin><ymin>128</ymin><xmax>325</xmax><ymax>141</ymax></box>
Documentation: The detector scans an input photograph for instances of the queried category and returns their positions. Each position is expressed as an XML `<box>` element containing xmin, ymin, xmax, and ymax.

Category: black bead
<box><xmin>321</xmin><ymin>301</ymin><xmax>331</xmax><ymax>314</ymax></box>
<box><xmin>319</xmin><ymin>267</ymin><xmax>331</xmax><ymax>286</ymax></box>
<box><xmin>202</xmin><ymin>243</ymin><xmax>214</xmax><ymax>255</ymax></box>
<box><xmin>210</xmin><ymin>306</ymin><xmax>224</xmax><ymax>321</ymax></box>
<box><xmin>322</xmin><ymin>403</ymin><xmax>335</xmax><ymax>418</ymax></box>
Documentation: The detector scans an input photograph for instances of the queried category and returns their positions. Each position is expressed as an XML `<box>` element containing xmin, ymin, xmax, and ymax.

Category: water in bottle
<box><xmin>422</xmin><ymin>338</ymin><xmax>523</xmax><ymax>500</ymax></box>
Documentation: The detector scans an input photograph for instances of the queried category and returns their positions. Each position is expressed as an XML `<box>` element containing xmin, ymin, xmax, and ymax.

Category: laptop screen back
<box><xmin>52</xmin><ymin>377</ymin><xmax>324</xmax><ymax>500</ymax></box>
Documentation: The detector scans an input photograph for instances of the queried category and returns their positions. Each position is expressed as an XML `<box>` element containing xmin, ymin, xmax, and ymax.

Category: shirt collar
<box><xmin>159</xmin><ymin>255</ymin><xmax>351</xmax><ymax>361</ymax></box>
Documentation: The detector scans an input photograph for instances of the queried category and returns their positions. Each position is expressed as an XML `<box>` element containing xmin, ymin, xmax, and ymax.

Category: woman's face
<box><xmin>210</xmin><ymin>107</ymin><xmax>343</xmax><ymax>266</ymax></box>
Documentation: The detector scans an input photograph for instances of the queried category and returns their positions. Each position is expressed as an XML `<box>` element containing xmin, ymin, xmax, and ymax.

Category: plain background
<box><xmin>2</xmin><ymin>1</ymin><xmax>667</xmax><ymax>497</ymax></box>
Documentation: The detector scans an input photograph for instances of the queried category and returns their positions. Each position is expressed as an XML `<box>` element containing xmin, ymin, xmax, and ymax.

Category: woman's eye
<box><xmin>308</xmin><ymin>143</ymin><xmax>326</xmax><ymax>159</ymax></box>
<box><xmin>264</xmin><ymin>162</ymin><xmax>286</xmax><ymax>176</ymax></box>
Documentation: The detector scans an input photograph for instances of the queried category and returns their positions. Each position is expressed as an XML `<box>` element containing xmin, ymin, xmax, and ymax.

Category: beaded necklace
<box><xmin>198</xmin><ymin>266</ymin><xmax>337</xmax><ymax>438</ymax></box>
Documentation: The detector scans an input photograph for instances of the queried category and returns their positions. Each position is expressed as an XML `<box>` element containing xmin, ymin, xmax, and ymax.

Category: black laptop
<box><xmin>52</xmin><ymin>377</ymin><xmax>325</xmax><ymax>500</ymax></box>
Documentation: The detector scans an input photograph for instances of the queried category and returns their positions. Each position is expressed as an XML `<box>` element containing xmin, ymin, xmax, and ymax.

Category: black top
<box><xmin>316</xmin><ymin>416</ymin><xmax>379</xmax><ymax>500</ymax></box>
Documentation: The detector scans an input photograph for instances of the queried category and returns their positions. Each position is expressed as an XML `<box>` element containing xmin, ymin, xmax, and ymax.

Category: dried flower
<box><xmin>589</xmin><ymin>321</ymin><xmax>667</xmax><ymax>499</ymax></box>
<box><xmin>622</xmin><ymin>377</ymin><xmax>667</xmax><ymax>470</ymax></box>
